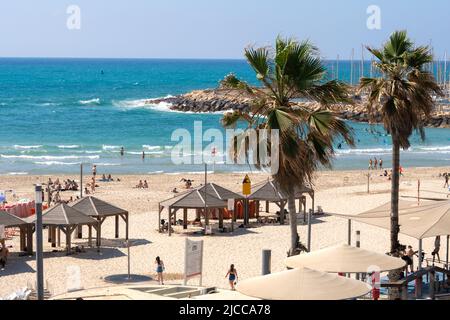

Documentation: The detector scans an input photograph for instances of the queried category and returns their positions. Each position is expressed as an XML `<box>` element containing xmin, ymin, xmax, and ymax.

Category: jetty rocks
<box><xmin>146</xmin><ymin>89</ymin><xmax>450</xmax><ymax>128</ymax></box>
<box><xmin>147</xmin><ymin>89</ymin><xmax>252</xmax><ymax>113</ymax></box>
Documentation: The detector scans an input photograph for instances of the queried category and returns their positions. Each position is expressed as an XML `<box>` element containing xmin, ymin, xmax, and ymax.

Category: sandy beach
<box><xmin>0</xmin><ymin>167</ymin><xmax>449</xmax><ymax>297</ymax></box>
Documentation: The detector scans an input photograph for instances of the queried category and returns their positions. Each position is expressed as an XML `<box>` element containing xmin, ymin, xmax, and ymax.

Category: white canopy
<box><xmin>285</xmin><ymin>244</ymin><xmax>406</xmax><ymax>273</ymax></box>
<box><xmin>332</xmin><ymin>200</ymin><xmax>450</xmax><ymax>240</ymax></box>
<box><xmin>236</xmin><ymin>267</ymin><xmax>371</xmax><ymax>300</ymax></box>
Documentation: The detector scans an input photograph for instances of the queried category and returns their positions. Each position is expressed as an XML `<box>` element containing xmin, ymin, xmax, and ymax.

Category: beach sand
<box><xmin>0</xmin><ymin>167</ymin><xmax>449</xmax><ymax>297</ymax></box>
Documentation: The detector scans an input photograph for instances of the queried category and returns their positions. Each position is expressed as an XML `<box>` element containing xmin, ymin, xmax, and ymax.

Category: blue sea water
<box><xmin>0</xmin><ymin>58</ymin><xmax>449</xmax><ymax>175</ymax></box>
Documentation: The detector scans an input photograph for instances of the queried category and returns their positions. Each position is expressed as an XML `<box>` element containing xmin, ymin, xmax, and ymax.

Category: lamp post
<box><xmin>35</xmin><ymin>184</ymin><xmax>44</xmax><ymax>300</ymax></box>
<box><xmin>355</xmin><ymin>230</ymin><xmax>361</xmax><ymax>280</ymax></box>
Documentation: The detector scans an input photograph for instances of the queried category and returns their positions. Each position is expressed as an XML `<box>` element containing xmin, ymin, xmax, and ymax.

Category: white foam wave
<box><xmin>79</xmin><ymin>98</ymin><xmax>101</xmax><ymax>105</ymax></box>
<box><xmin>102</xmin><ymin>145</ymin><xmax>121</xmax><ymax>150</ymax></box>
<box><xmin>7</xmin><ymin>172</ymin><xmax>29</xmax><ymax>175</ymax></box>
<box><xmin>148</xmin><ymin>170</ymin><xmax>164</xmax><ymax>174</ymax></box>
<box><xmin>142</xmin><ymin>145</ymin><xmax>162</xmax><ymax>151</ymax></box>
<box><xmin>1</xmin><ymin>154</ymin><xmax>99</xmax><ymax>160</ymax></box>
<box><xmin>58</xmin><ymin>145</ymin><xmax>80</xmax><ymax>149</ymax></box>
<box><xmin>417</xmin><ymin>146</ymin><xmax>450</xmax><ymax>151</ymax></box>
<box><xmin>35</xmin><ymin>161</ymin><xmax>81</xmax><ymax>166</ymax></box>
<box><xmin>13</xmin><ymin>145</ymin><xmax>42</xmax><ymax>150</ymax></box>
<box><xmin>93</xmin><ymin>162</ymin><xmax>120</xmax><ymax>166</ymax></box>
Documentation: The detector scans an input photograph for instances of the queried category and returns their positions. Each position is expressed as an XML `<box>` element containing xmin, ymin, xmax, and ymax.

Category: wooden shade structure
<box><xmin>0</xmin><ymin>210</ymin><xmax>33</xmax><ymax>255</ymax></box>
<box><xmin>158</xmin><ymin>188</ymin><xmax>227</xmax><ymax>236</ymax></box>
<box><xmin>26</xmin><ymin>203</ymin><xmax>99</xmax><ymax>254</ymax></box>
<box><xmin>71</xmin><ymin>196</ymin><xmax>129</xmax><ymax>246</ymax></box>
<box><xmin>248</xmin><ymin>180</ymin><xmax>315</xmax><ymax>224</ymax></box>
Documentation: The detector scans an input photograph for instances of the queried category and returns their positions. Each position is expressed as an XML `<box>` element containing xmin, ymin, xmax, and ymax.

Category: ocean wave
<box><xmin>7</xmin><ymin>172</ymin><xmax>29</xmax><ymax>175</ymax></box>
<box><xmin>79</xmin><ymin>98</ymin><xmax>101</xmax><ymax>105</ymax></box>
<box><xmin>35</xmin><ymin>161</ymin><xmax>81</xmax><ymax>166</ymax></box>
<box><xmin>142</xmin><ymin>145</ymin><xmax>162</xmax><ymax>151</ymax></box>
<box><xmin>102</xmin><ymin>145</ymin><xmax>121</xmax><ymax>150</ymax></box>
<box><xmin>14</xmin><ymin>145</ymin><xmax>43</xmax><ymax>149</ymax></box>
<box><xmin>337</xmin><ymin>148</ymin><xmax>392</xmax><ymax>154</ymax></box>
<box><xmin>0</xmin><ymin>154</ymin><xmax>99</xmax><ymax>160</ymax></box>
<box><xmin>85</xmin><ymin>150</ymin><xmax>103</xmax><ymax>154</ymax></box>
<box><xmin>416</xmin><ymin>146</ymin><xmax>450</xmax><ymax>151</ymax></box>
<box><xmin>92</xmin><ymin>162</ymin><xmax>120</xmax><ymax>166</ymax></box>
<box><xmin>58</xmin><ymin>145</ymin><xmax>80</xmax><ymax>149</ymax></box>
<box><xmin>148</xmin><ymin>170</ymin><xmax>164</xmax><ymax>174</ymax></box>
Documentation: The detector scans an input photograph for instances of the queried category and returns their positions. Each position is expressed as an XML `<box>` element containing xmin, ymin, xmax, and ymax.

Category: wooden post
<box><xmin>125</xmin><ymin>213</ymin><xmax>129</xmax><ymax>240</ymax></box>
<box><xmin>88</xmin><ymin>225</ymin><xmax>92</xmax><ymax>247</ymax></box>
<box><xmin>168</xmin><ymin>208</ymin><xmax>172</xmax><ymax>237</ymax></box>
<box><xmin>183</xmin><ymin>208</ymin><xmax>188</xmax><ymax>230</ymax></box>
<box><xmin>265</xmin><ymin>200</ymin><xmax>269</xmax><ymax>213</ymax></box>
<box><xmin>77</xmin><ymin>225</ymin><xmax>82</xmax><ymax>239</ymax></box>
<box><xmin>57</xmin><ymin>227</ymin><xmax>61</xmax><ymax>247</ymax></box>
<box><xmin>219</xmin><ymin>208</ymin><xmax>224</xmax><ymax>230</ymax></box>
<box><xmin>115</xmin><ymin>215</ymin><xmax>119</xmax><ymax>238</ymax></box>
<box><xmin>66</xmin><ymin>227</ymin><xmax>71</xmax><ymax>255</ymax></box>
<box><xmin>347</xmin><ymin>220</ymin><xmax>352</xmax><ymax>245</ymax></box>
<box><xmin>51</xmin><ymin>227</ymin><xmax>56</xmax><ymax>248</ymax></box>
<box><xmin>279</xmin><ymin>200</ymin><xmax>285</xmax><ymax>225</ymax></box>
<box><xmin>26</xmin><ymin>226</ymin><xmax>33</xmax><ymax>255</ymax></box>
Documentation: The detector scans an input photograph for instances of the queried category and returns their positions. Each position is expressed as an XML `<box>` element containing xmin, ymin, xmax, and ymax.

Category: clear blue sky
<box><xmin>1</xmin><ymin>0</ymin><xmax>449</xmax><ymax>59</ymax></box>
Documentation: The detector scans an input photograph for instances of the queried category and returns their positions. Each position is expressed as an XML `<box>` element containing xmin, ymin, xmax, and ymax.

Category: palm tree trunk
<box><xmin>287</xmin><ymin>192</ymin><xmax>298</xmax><ymax>256</ymax></box>
<box><xmin>390</xmin><ymin>137</ymin><xmax>401</xmax><ymax>255</ymax></box>
<box><xmin>388</xmin><ymin>136</ymin><xmax>402</xmax><ymax>299</ymax></box>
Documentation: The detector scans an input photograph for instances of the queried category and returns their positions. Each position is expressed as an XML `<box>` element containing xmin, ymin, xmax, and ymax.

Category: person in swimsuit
<box><xmin>155</xmin><ymin>256</ymin><xmax>165</xmax><ymax>285</ymax></box>
<box><xmin>225</xmin><ymin>264</ymin><xmax>238</xmax><ymax>290</ymax></box>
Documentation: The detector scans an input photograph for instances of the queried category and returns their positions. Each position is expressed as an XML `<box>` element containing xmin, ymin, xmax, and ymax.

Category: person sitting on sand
<box><xmin>84</xmin><ymin>187</ymin><xmax>90</xmax><ymax>195</ymax></box>
<box><xmin>225</xmin><ymin>264</ymin><xmax>238</xmax><ymax>290</ymax></box>
<box><xmin>143</xmin><ymin>180</ymin><xmax>148</xmax><ymax>189</ymax></box>
<box><xmin>107</xmin><ymin>174</ymin><xmax>113</xmax><ymax>181</ymax></box>
<box><xmin>101</xmin><ymin>174</ymin><xmax>107</xmax><ymax>182</ymax></box>
<box><xmin>136</xmin><ymin>180</ymin><xmax>143</xmax><ymax>189</ymax></box>
<box><xmin>172</xmin><ymin>187</ymin><xmax>178</xmax><ymax>193</ymax></box>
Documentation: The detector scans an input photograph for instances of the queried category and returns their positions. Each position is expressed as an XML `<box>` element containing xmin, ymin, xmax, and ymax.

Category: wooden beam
<box><xmin>115</xmin><ymin>215</ymin><xmax>119</xmax><ymax>238</ymax></box>
<box><xmin>183</xmin><ymin>208</ymin><xmax>188</xmax><ymax>230</ymax></box>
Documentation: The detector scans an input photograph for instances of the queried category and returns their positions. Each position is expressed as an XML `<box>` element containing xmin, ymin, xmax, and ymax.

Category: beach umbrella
<box><xmin>236</xmin><ymin>267</ymin><xmax>371</xmax><ymax>300</ymax></box>
<box><xmin>285</xmin><ymin>244</ymin><xmax>406</xmax><ymax>273</ymax></box>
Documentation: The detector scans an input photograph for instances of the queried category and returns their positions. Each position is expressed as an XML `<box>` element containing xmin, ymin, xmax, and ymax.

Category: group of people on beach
<box><xmin>46</xmin><ymin>178</ymin><xmax>79</xmax><ymax>204</ymax></box>
<box><xmin>400</xmin><ymin>236</ymin><xmax>442</xmax><ymax>275</ymax></box>
<box><xmin>135</xmin><ymin>180</ymin><xmax>149</xmax><ymax>189</ymax></box>
<box><xmin>153</xmin><ymin>256</ymin><xmax>238</xmax><ymax>290</ymax></box>
<box><xmin>368</xmin><ymin>157</ymin><xmax>383</xmax><ymax>170</ymax></box>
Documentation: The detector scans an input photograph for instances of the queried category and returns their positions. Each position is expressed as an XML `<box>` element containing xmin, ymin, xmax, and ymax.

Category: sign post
<box><xmin>0</xmin><ymin>225</ymin><xmax>5</xmax><ymax>240</ymax></box>
<box><xmin>242</xmin><ymin>175</ymin><xmax>251</xmax><ymax>226</ymax></box>
<box><xmin>184</xmin><ymin>238</ymin><xmax>204</xmax><ymax>286</ymax></box>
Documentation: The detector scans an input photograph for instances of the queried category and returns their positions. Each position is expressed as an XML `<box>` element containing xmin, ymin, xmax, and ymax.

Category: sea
<box><xmin>0</xmin><ymin>58</ymin><xmax>449</xmax><ymax>175</ymax></box>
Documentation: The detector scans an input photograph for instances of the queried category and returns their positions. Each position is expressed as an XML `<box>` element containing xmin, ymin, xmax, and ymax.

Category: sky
<box><xmin>1</xmin><ymin>0</ymin><xmax>450</xmax><ymax>59</ymax></box>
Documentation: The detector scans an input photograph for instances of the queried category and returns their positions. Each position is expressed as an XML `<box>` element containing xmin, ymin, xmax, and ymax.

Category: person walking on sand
<box><xmin>92</xmin><ymin>165</ymin><xmax>97</xmax><ymax>178</ymax></box>
<box><xmin>368</xmin><ymin>158</ymin><xmax>373</xmax><ymax>170</ymax></box>
<box><xmin>155</xmin><ymin>256</ymin><xmax>165</xmax><ymax>285</ymax></box>
<box><xmin>444</xmin><ymin>173</ymin><xmax>449</xmax><ymax>188</ymax></box>
<box><xmin>374</xmin><ymin>157</ymin><xmax>378</xmax><ymax>170</ymax></box>
<box><xmin>225</xmin><ymin>264</ymin><xmax>238</xmax><ymax>290</ymax></box>
<box><xmin>379</xmin><ymin>158</ymin><xmax>383</xmax><ymax>170</ymax></box>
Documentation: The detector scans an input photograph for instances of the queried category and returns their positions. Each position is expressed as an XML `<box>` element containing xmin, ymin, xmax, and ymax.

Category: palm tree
<box><xmin>359</xmin><ymin>31</ymin><xmax>443</xmax><ymax>298</ymax></box>
<box><xmin>221</xmin><ymin>37</ymin><xmax>354</xmax><ymax>255</ymax></box>
<box><xmin>359</xmin><ymin>31</ymin><xmax>443</xmax><ymax>259</ymax></box>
